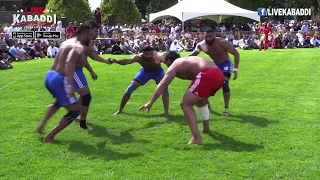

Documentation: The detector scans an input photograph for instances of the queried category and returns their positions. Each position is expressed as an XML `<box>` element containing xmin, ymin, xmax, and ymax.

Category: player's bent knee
<box><xmin>81</xmin><ymin>93</ymin><xmax>92</xmax><ymax>107</ymax></box>
<box><xmin>223</xmin><ymin>72</ymin><xmax>231</xmax><ymax>79</ymax></box>
<box><xmin>223</xmin><ymin>80</ymin><xmax>230</xmax><ymax>93</ymax></box>
<box><xmin>163</xmin><ymin>88</ymin><xmax>169</xmax><ymax>95</ymax></box>
<box><xmin>53</xmin><ymin>100</ymin><xmax>61</xmax><ymax>108</ymax></box>
<box><xmin>198</xmin><ymin>105</ymin><xmax>209</xmax><ymax>121</ymax></box>
<box><xmin>64</xmin><ymin>111</ymin><xmax>80</xmax><ymax>124</ymax></box>
<box><xmin>124</xmin><ymin>82</ymin><xmax>138</xmax><ymax>96</ymax></box>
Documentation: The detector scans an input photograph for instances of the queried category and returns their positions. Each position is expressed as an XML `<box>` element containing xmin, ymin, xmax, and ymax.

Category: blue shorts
<box><xmin>216</xmin><ymin>59</ymin><xmax>233</xmax><ymax>74</ymax></box>
<box><xmin>45</xmin><ymin>70</ymin><xmax>77</xmax><ymax>106</ymax></box>
<box><xmin>134</xmin><ymin>68</ymin><xmax>165</xmax><ymax>85</ymax></box>
<box><xmin>73</xmin><ymin>67</ymin><xmax>88</xmax><ymax>90</ymax></box>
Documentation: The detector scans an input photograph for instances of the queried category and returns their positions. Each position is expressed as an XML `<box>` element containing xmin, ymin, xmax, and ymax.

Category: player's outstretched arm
<box><xmin>86</xmin><ymin>45</ymin><xmax>110</xmax><ymax>64</ymax></box>
<box><xmin>149</xmin><ymin>67</ymin><xmax>176</xmax><ymax>105</ymax></box>
<box><xmin>114</xmin><ymin>55</ymin><xmax>140</xmax><ymax>65</ymax></box>
<box><xmin>223</xmin><ymin>40</ymin><xmax>240</xmax><ymax>80</ymax></box>
<box><xmin>188</xmin><ymin>43</ymin><xmax>202</xmax><ymax>56</ymax></box>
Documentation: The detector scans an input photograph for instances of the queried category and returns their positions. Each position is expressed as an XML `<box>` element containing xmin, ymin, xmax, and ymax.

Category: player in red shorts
<box><xmin>259</xmin><ymin>22</ymin><xmax>272</xmax><ymax>51</ymax></box>
<box><xmin>138</xmin><ymin>51</ymin><xmax>224</xmax><ymax>145</ymax></box>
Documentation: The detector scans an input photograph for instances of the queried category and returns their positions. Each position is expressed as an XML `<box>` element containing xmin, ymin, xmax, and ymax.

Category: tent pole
<box><xmin>182</xmin><ymin>12</ymin><xmax>184</xmax><ymax>31</ymax></box>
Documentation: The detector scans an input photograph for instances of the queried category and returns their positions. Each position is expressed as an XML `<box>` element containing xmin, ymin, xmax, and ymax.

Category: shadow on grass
<box><xmin>209</xmin><ymin>110</ymin><xmax>279</xmax><ymax>127</ymax></box>
<box><xmin>122</xmin><ymin>112</ymin><xmax>188</xmax><ymax>126</ymax></box>
<box><xmin>88</xmin><ymin>123</ymin><xmax>151</xmax><ymax>145</ymax></box>
<box><xmin>67</xmin><ymin>140</ymin><xmax>142</xmax><ymax>161</ymax></box>
<box><xmin>201</xmin><ymin>131</ymin><xmax>264</xmax><ymax>152</ymax></box>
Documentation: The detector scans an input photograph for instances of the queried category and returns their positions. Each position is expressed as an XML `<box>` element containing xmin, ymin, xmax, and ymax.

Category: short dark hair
<box><xmin>143</xmin><ymin>45</ymin><xmax>154</xmax><ymax>52</ymax></box>
<box><xmin>75</xmin><ymin>24</ymin><xmax>91</xmax><ymax>36</ymax></box>
<box><xmin>165</xmin><ymin>51</ymin><xmax>180</xmax><ymax>61</ymax></box>
<box><xmin>88</xmin><ymin>21</ymin><xmax>99</xmax><ymax>29</ymax></box>
<box><xmin>204</xmin><ymin>28</ymin><xmax>215</xmax><ymax>33</ymax></box>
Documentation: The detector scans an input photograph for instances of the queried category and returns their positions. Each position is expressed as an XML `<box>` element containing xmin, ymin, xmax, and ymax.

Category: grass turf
<box><xmin>0</xmin><ymin>49</ymin><xmax>319</xmax><ymax>179</ymax></box>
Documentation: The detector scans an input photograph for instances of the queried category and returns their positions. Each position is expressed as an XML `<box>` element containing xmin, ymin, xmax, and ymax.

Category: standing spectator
<box><xmin>66</xmin><ymin>22</ymin><xmax>75</xmax><ymax>39</ymax></box>
<box><xmin>47</xmin><ymin>44</ymin><xmax>58</xmax><ymax>58</ymax></box>
<box><xmin>95</xmin><ymin>8</ymin><xmax>102</xmax><ymax>36</ymax></box>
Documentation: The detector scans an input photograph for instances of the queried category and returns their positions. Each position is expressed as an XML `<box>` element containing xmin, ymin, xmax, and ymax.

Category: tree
<box><xmin>45</xmin><ymin>0</ymin><xmax>92</xmax><ymax>23</ymax></box>
<box><xmin>149</xmin><ymin>0</ymin><xmax>178</xmax><ymax>13</ymax></box>
<box><xmin>100</xmin><ymin>0</ymin><xmax>141</xmax><ymax>24</ymax></box>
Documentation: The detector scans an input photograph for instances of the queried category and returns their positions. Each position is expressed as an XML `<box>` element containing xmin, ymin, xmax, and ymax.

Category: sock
<box><xmin>80</xmin><ymin>120</ymin><xmax>88</xmax><ymax>129</ymax></box>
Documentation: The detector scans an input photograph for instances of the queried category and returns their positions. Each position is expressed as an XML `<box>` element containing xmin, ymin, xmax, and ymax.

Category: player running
<box><xmin>111</xmin><ymin>46</ymin><xmax>170</xmax><ymax>119</ymax></box>
<box><xmin>139</xmin><ymin>51</ymin><xmax>224</xmax><ymax>144</ymax></box>
<box><xmin>188</xmin><ymin>28</ymin><xmax>240</xmax><ymax>116</ymax></box>
<box><xmin>36</xmin><ymin>22</ymin><xmax>111</xmax><ymax>133</ymax></box>
<box><xmin>40</xmin><ymin>25</ymin><xmax>91</xmax><ymax>143</ymax></box>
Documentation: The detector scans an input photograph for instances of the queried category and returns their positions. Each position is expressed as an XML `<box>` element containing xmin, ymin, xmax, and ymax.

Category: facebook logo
<box><xmin>258</xmin><ymin>8</ymin><xmax>267</xmax><ymax>16</ymax></box>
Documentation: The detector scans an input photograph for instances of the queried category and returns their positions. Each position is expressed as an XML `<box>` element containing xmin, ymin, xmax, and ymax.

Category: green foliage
<box><xmin>149</xmin><ymin>0</ymin><xmax>178</xmax><ymax>13</ymax></box>
<box><xmin>45</xmin><ymin>0</ymin><xmax>92</xmax><ymax>23</ymax></box>
<box><xmin>100</xmin><ymin>0</ymin><xmax>141</xmax><ymax>25</ymax></box>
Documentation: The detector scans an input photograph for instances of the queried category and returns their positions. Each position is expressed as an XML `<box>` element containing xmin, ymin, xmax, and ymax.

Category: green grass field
<box><xmin>1</xmin><ymin>49</ymin><xmax>319</xmax><ymax>179</ymax></box>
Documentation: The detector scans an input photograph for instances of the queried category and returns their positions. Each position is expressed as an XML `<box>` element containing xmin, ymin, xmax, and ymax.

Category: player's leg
<box><xmin>36</xmin><ymin>100</ymin><xmax>61</xmax><ymax>133</ymax></box>
<box><xmin>181</xmin><ymin>90</ymin><xmax>203</xmax><ymax>145</ymax></box>
<box><xmin>43</xmin><ymin>103</ymin><xmax>81</xmax><ymax>143</ymax></box>
<box><xmin>114</xmin><ymin>68</ymin><xmax>148</xmax><ymax>115</ymax></box>
<box><xmin>43</xmin><ymin>76</ymin><xmax>80</xmax><ymax>143</ymax></box>
<box><xmin>114</xmin><ymin>80</ymin><xmax>142</xmax><ymax>115</ymax></box>
<box><xmin>222</xmin><ymin>72</ymin><xmax>231</xmax><ymax>116</ymax></box>
<box><xmin>196</xmin><ymin>99</ymin><xmax>210</xmax><ymax>133</ymax></box>
<box><xmin>76</xmin><ymin>87</ymin><xmax>92</xmax><ymax>129</ymax></box>
<box><xmin>264</xmin><ymin>40</ymin><xmax>268</xmax><ymax>50</ymax></box>
<box><xmin>73</xmin><ymin>69</ymin><xmax>92</xmax><ymax>129</ymax></box>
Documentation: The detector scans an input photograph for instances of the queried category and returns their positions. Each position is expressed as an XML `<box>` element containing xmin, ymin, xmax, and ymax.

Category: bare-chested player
<box><xmin>111</xmin><ymin>46</ymin><xmax>170</xmax><ymax>118</ymax></box>
<box><xmin>36</xmin><ymin>22</ymin><xmax>111</xmax><ymax>132</ymax></box>
<box><xmin>189</xmin><ymin>28</ymin><xmax>240</xmax><ymax>116</ymax></box>
<box><xmin>139</xmin><ymin>51</ymin><xmax>224</xmax><ymax>144</ymax></box>
<box><xmin>40</xmin><ymin>25</ymin><xmax>92</xmax><ymax>143</ymax></box>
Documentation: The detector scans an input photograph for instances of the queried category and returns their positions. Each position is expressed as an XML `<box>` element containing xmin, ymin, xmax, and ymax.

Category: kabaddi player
<box><xmin>40</xmin><ymin>25</ymin><xmax>92</xmax><ymax>143</ymax></box>
<box><xmin>36</xmin><ymin>22</ymin><xmax>111</xmax><ymax>132</ymax></box>
<box><xmin>139</xmin><ymin>51</ymin><xmax>224</xmax><ymax>144</ymax></box>
<box><xmin>111</xmin><ymin>46</ymin><xmax>170</xmax><ymax>119</ymax></box>
<box><xmin>188</xmin><ymin>28</ymin><xmax>240</xmax><ymax>116</ymax></box>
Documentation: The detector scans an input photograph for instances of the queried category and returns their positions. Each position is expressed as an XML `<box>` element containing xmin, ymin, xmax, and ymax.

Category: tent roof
<box><xmin>149</xmin><ymin>0</ymin><xmax>260</xmax><ymax>22</ymax></box>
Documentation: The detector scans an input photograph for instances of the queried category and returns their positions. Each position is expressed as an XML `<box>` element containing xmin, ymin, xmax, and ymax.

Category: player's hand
<box><xmin>67</xmin><ymin>85</ymin><xmax>75</xmax><ymax>98</ymax></box>
<box><xmin>90</xmin><ymin>71</ymin><xmax>98</xmax><ymax>80</ymax></box>
<box><xmin>137</xmin><ymin>102</ymin><xmax>153</xmax><ymax>112</ymax></box>
<box><xmin>105</xmin><ymin>58</ymin><xmax>113</xmax><ymax>64</ymax></box>
<box><xmin>233</xmin><ymin>70</ymin><xmax>238</xmax><ymax>80</ymax></box>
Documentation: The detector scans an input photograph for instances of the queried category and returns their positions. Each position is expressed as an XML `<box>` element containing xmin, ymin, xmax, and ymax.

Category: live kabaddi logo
<box><xmin>12</xmin><ymin>7</ymin><xmax>57</xmax><ymax>25</ymax></box>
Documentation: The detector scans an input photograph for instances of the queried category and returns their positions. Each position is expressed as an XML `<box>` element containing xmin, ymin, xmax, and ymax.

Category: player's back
<box><xmin>51</xmin><ymin>40</ymin><xmax>79</xmax><ymax>75</ymax></box>
<box><xmin>173</xmin><ymin>56</ymin><xmax>218</xmax><ymax>80</ymax></box>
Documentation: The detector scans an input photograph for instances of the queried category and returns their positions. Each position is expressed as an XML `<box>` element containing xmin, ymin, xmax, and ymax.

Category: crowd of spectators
<box><xmin>0</xmin><ymin>19</ymin><xmax>319</xmax><ymax>70</ymax></box>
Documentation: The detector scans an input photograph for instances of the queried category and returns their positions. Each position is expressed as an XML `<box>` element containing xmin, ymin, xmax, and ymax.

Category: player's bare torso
<box><xmin>51</xmin><ymin>40</ymin><xmax>84</xmax><ymax>75</ymax></box>
<box><xmin>137</xmin><ymin>54</ymin><xmax>162</xmax><ymax>72</ymax></box>
<box><xmin>174</xmin><ymin>57</ymin><xmax>218</xmax><ymax>80</ymax></box>
<box><xmin>198</xmin><ymin>38</ymin><xmax>230</xmax><ymax>64</ymax></box>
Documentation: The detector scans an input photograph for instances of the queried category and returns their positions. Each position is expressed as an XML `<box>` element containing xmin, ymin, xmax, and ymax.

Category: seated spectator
<box><xmin>310</xmin><ymin>36</ymin><xmax>319</xmax><ymax>47</ymax></box>
<box><xmin>132</xmin><ymin>39</ymin><xmax>142</xmax><ymax>53</ymax></box>
<box><xmin>33</xmin><ymin>41</ymin><xmax>46</xmax><ymax>58</ymax></box>
<box><xmin>17</xmin><ymin>43</ymin><xmax>32</xmax><ymax>60</ymax></box>
<box><xmin>111</xmin><ymin>41</ymin><xmax>123</xmax><ymax>55</ymax></box>
<box><xmin>0</xmin><ymin>58</ymin><xmax>13</xmax><ymax>69</ymax></box>
<box><xmin>119</xmin><ymin>38</ymin><xmax>133</xmax><ymax>54</ymax></box>
<box><xmin>24</xmin><ymin>42</ymin><xmax>38</xmax><ymax>59</ymax></box>
<box><xmin>0</xmin><ymin>44</ymin><xmax>14</xmax><ymax>62</ymax></box>
<box><xmin>182</xmin><ymin>38</ymin><xmax>194</xmax><ymax>51</ymax></box>
<box><xmin>170</xmin><ymin>40</ymin><xmax>183</xmax><ymax>52</ymax></box>
<box><xmin>9</xmin><ymin>41</ymin><xmax>26</xmax><ymax>61</ymax></box>
<box><xmin>47</xmin><ymin>44</ymin><xmax>58</xmax><ymax>58</ymax></box>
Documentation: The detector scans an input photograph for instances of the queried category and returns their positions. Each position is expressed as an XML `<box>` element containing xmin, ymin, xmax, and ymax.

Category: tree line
<box><xmin>10</xmin><ymin>0</ymin><xmax>318</xmax><ymax>24</ymax></box>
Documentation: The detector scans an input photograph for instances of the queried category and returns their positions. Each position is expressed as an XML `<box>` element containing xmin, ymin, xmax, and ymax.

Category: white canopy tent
<box><xmin>149</xmin><ymin>0</ymin><xmax>260</xmax><ymax>24</ymax></box>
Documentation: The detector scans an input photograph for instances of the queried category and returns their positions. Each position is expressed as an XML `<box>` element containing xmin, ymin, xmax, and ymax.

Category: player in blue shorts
<box><xmin>111</xmin><ymin>46</ymin><xmax>170</xmax><ymax>119</ymax></box>
<box><xmin>36</xmin><ymin>22</ymin><xmax>112</xmax><ymax>132</ymax></box>
<box><xmin>38</xmin><ymin>24</ymin><xmax>92</xmax><ymax>143</ymax></box>
<box><xmin>189</xmin><ymin>28</ymin><xmax>240</xmax><ymax>117</ymax></box>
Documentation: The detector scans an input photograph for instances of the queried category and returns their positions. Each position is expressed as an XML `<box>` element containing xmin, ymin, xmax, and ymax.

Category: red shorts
<box><xmin>188</xmin><ymin>68</ymin><xmax>224</xmax><ymax>99</ymax></box>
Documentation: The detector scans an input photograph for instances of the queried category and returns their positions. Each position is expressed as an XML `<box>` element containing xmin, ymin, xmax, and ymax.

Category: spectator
<box><xmin>9</xmin><ymin>41</ymin><xmax>25</xmax><ymax>61</ymax></box>
<box><xmin>170</xmin><ymin>40</ymin><xmax>184</xmax><ymax>52</ymax></box>
<box><xmin>47</xmin><ymin>44</ymin><xmax>58</xmax><ymax>58</ymax></box>
<box><xmin>17</xmin><ymin>43</ymin><xmax>32</xmax><ymax>60</ymax></box>
<box><xmin>310</xmin><ymin>36</ymin><xmax>319</xmax><ymax>47</ymax></box>
<box><xmin>66</xmin><ymin>22</ymin><xmax>75</xmax><ymax>39</ymax></box>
